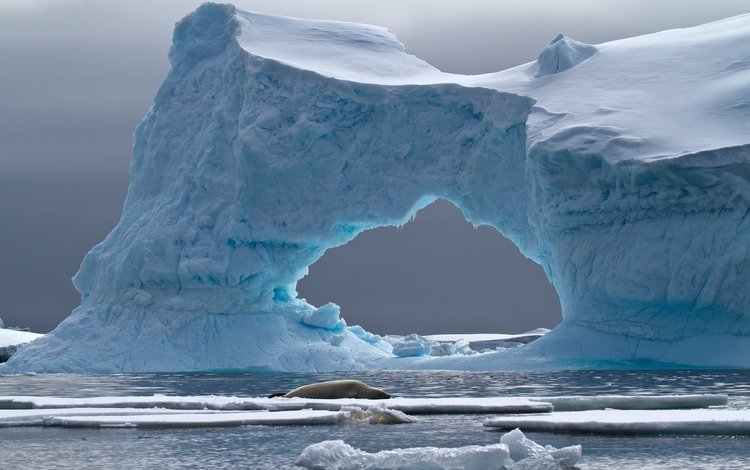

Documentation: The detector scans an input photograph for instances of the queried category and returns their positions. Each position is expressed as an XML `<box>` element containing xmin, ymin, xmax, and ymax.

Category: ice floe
<box><xmin>0</xmin><ymin>393</ymin><xmax>737</xmax><ymax>434</ymax></box>
<box><xmin>531</xmin><ymin>394</ymin><xmax>728</xmax><ymax>411</ymax></box>
<box><xmin>0</xmin><ymin>404</ymin><xmax>414</xmax><ymax>428</ymax></box>
<box><xmin>0</xmin><ymin>395</ymin><xmax>553</xmax><ymax>414</ymax></box>
<box><xmin>485</xmin><ymin>409</ymin><xmax>750</xmax><ymax>435</ymax></box>
<box><xmin>7</xmin><ymin>408</ymin><xmax>349</xmax><ymax>428</ymax></box>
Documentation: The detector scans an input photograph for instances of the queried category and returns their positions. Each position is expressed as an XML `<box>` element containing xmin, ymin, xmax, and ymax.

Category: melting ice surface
<box><xmin>4</xmin><ymin>3</ymin><xmax>750</xmax><ymax>372</ymax></box>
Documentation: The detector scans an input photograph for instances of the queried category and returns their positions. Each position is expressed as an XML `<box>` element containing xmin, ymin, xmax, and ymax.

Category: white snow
<box><xmin>0</xmin><ymin>328</ymin><xmax>43</xmax><ymax>362</ymax></box>
<box><xmin>232</xmin><ymin>9</ymin><xmax>453</xmax><ymax>85</ymax></box>
<box><xmin>4</xmin><ymin>4</ymin><xmax>750</xmax><ymax>372</ymax></box>
<box><xmin>0</xmin><ymin>328</ymin><xmax>42</xmax><ymax>349</ymax></box>
<box><xmin>484</xmin><ymin>409</ymin><xmax>750</xmax><ymax>435</ymax></box>
<box><xmin>295</xmin><ymin>429</ymin><xmax>581</xmax><ymax>469</ymax></box>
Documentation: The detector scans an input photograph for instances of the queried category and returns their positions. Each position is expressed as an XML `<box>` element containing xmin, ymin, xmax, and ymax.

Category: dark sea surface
<box><xmin>1</xmin><ymin>370</ymin><xmax>750</xmax><ymax>469</ymax></box>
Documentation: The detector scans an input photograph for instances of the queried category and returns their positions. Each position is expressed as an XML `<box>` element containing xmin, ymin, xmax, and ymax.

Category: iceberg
<box><xmin>4</xmin><ymin>3</ymin><xmax>750</xmax><ymax>372</ymax></box>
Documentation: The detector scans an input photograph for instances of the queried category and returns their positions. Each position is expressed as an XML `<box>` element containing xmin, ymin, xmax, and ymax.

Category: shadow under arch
<box><xmin>297</xmin><ymin>198</ymin><xmax>561</xmax><ymax>335</ymax></box>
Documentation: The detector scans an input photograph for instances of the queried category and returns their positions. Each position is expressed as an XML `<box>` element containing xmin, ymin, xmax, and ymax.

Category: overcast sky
<box><xmin>1</xmin><ymin>1</ymin><xmax>749</xmax><ymax>334</ymax></box>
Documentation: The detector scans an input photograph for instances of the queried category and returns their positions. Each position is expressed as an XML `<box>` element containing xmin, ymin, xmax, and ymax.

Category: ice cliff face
<box><xmin>5</xmin><ymin>4</ymin><xmax>750</xmax><ymax>372</ymax></box>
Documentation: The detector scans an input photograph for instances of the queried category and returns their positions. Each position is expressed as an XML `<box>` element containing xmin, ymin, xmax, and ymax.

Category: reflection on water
<box><xmin>1</xmin><ymin>370</ymin><xmax>750</xmax><ymax>469</ymax></box>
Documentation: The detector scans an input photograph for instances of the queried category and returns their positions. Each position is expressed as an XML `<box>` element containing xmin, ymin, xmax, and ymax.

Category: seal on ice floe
<box><xmin>268</xmin><ymin>380</ymin><xmax>390</xmax><ymax>399</ymax></box>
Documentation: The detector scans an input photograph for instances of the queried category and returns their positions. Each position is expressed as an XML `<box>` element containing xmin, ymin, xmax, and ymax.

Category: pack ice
<box><xmin>4</xmin><ymin>3</ymin><xmax>750</xmax><ymax>372</ymax></box>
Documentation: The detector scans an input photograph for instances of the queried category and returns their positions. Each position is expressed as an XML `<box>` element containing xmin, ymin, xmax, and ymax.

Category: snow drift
<box><xmin>4</xmin><ymin>4</ymin><xmax>750</xmax><ymax>372</ymax></box>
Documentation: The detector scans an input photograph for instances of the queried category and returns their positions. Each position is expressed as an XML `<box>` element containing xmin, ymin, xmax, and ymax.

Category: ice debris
<box><xmin>341</xmin><ymin>403</ymin><xmax>416</xmax><ymax>424</ymax></box>
<box><xmin>392</xmin><ymin>334</ymin><xmax>433</xmax><ymax>357</ymax></box>
<box><xmin>295</xmin><ymin>428</ymin><xmax>581</xmax><ymax>469</ymax></box>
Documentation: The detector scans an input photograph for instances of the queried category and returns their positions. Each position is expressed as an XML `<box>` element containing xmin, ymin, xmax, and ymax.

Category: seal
<box><xmin>268</xmin><ymin>379</ymin><xmax>390</xmax><ymax>399</ymax></box>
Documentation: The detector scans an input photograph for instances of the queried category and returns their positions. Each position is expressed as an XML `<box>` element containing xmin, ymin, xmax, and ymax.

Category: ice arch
<box><xmin>5</xmin><ymin>4</ymin><xmax>750</xmax><ymax>372</ymax></box>
<box><xmin>298</xmin><ymin>198</ymin><xmax>562</xmax><ymax>335</ymax></box>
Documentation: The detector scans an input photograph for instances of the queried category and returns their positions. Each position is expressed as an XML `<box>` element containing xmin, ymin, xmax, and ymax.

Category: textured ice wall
<box><xmin>3</xmin><ymin>4</ymin><xmax>532</xmax><ymax>372</ymax></box>
<box><xmin>5</xmin><ymin>4</ymin><xmax>750</xmax><ymax>372</ymax></box>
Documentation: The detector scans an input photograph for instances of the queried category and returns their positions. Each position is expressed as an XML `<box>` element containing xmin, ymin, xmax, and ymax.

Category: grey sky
<box><xmin>1</xmin><ymin>1</ymin><xmax>749</xmax><ymax>333</ymax></box>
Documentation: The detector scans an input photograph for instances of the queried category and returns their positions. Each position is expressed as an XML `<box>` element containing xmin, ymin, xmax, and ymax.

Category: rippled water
<box><xmin>2</xmin><ymin>370</ymin><xmax>750</xmax><ymax>469</ymax></box>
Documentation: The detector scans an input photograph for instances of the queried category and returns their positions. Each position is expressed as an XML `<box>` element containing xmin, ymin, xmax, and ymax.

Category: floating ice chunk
<box><xmin>534</xmin><ymin>33</ymin><xmax>597</xmax><ymax>77</ymax></box>
<box><xmin>485</xmin><ymin>409</ymin><xmax>750</xmax><ymax>435</ymax></box>
<box><xmin>295</xmin><ymin>428</ymin><xmax>580</xmax><ymax>469</ymax></box>
<box><xmin>341</xmin><ymin>403</ymin><xmax>416</xmax><ymax>424</ymax></box>
<box><xmin>295</xmin><ymin>440</ymin><xmax>513</xmax><ymax>470</ymax></box>
<box><xmin>392</xmin><ymin>334</ymin><xmax>433</xmax><ymax>357</ymax></box>
<box><xmin>429</xmin><ymin>342</ymin><xmax>454</xmax><ymax>356</ymax></box>
<box><xmin>501</xmin><ymin>428</ymin><xmax>582</xmax><ymax>468</ymax></box>
<box><xmin>532</xmin><ymin>394</ymin><xmax>728</xmax><ymax>411</ymax></box>
<box><xmin>429</xmin><ymin>339</ymin><xmax>475</xmax><ymax>356</ymax></box>
<box><xmin>452</xmin><ymin>339</ymin><xmax>474</xmax><ymax>355</ymax></box>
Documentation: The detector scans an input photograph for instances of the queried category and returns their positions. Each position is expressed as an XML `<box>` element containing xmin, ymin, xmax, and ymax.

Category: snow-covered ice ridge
<box><xmin>5</xmin><ymin>4</ymin><xmax>750</xmax><ymax>372</ymax></box>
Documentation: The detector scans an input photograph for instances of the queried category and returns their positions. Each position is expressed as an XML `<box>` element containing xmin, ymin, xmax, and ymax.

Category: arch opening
<box><xmin>297</xmin><ymin>198</ymin><xmax>562</xmax><ymax>336</ymax></box>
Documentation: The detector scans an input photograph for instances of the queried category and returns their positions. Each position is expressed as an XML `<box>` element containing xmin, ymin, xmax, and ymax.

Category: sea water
<box><xmin>1</xmin><ymin>370</ymin><xmax>750</xmax><ymax>469</ymax></box>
